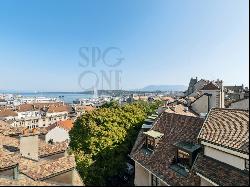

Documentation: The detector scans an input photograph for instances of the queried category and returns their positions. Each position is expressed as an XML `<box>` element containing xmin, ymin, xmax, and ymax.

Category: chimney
<box><xmin>19</xmin><ymin>128</ymin><xmax>39</xmax><ymax>161</ymax></box>
<box><xmin>184</xmin><ymin>107</ymin><xmax>189</xmax><ymax>112</ymax></box>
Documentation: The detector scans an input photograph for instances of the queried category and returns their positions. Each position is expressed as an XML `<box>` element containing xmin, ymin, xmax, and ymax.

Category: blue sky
<box><xmin>0</xmin><ymin>0</ymin><xmax>249</xmax><ymax>91</ymax></box>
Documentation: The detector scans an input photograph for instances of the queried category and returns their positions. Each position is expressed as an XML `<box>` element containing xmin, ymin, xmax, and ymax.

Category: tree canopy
<box><xmin>69</xmin><ymin>101</ymin><xmax>161</xmax><ymax>186</ymax></box>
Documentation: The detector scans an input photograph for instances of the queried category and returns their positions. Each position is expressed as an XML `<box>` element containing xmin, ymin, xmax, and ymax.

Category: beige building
<box><xmin>191</xmin><ymin>82</ymin><xmax>225</xmax><ymax>115</ymax></box>
<box><xmin>1</xmin><ymin>103</ymin><xmax>70</xmax><ymax>129</ymax></box>
<box><xmin>194</xmin><ymin>108</ymin><xmax>249</xmax><ymax>186</ymax></box>
<box><xmin>228</xmin><ymin>98</ymin><xmax>249</xmax><ymax>110</ymax></box>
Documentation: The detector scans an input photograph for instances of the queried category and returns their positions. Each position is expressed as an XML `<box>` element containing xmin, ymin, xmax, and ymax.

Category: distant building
<box><xmin>185</xmin><ymin>77</ymin><xmax>198</xmax><ymax>96</ymax></box>
<box><xmin>45</xmin><ymin>120</ymin><xmax>74</xmax><ymax>143</ymax></box>
<box><xmin>227</xmin><ymin>98</ymin><xmax>249</xmax><ymax>110</ymax></box>
<box><xmin>190</xmin><ymin>82</ymin><xmax>224</xmax><ymax>115</ymax></box>
<box><xmin>0</xmin><ymin>99</ymin><xmax>7</xmax><ymax>107</ymax></box>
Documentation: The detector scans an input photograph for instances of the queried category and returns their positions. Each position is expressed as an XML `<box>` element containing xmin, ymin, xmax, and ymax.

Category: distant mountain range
<box><xmin>0</xmin><ymin>85</ymin><xmax>187</xmax><ymax>94</ymax></box>
<box><xmin>138</xmin><ymin>85</ymin><xmax>187</xmax><ymax>92</ymax></box>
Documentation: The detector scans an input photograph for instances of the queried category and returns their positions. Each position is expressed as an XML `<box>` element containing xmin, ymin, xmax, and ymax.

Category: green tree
<box><xmin>69</xmin><ymin>101</ymin><xmax>160</xmax><ymax>186</ymax></box>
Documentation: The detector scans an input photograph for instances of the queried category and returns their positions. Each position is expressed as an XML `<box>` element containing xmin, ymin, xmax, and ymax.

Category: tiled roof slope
<box><xmin>16</xmin><ymin>104</ymin><xmax>36</xmax><ymax>112</ymax></box>
<box><xmin>0</xmin><ymin>151</ymin><xmax>20</xmax><ymax>170</ymax></box>
<box><xmin>198</xmin><ymin>108</ymin><xmax>249</xmax><ymax>154</ymax></box>
<box><xmin>38</xmin><ymin>140</ymin><xmax>68</xmax><ymax>158</ymax></box>
<box><xmin>0</xmin><ymin>177</ymin><xmax>57</xmax><ymax>186</ymax></box>
<box><xmin>19</xmin><ymin>155</ymin><xmax>76</xmax><ymax>181</ymax></box>
<box><xmin>165</xmin><ymin>104</ymin><xmax>198</xmax><ymax>117</ymax></box>
<box><xmin>194</xmin><ymin>154</ymin><xmax>249</xmax><ymax>186</ymax></box>
<box><xmin>0</xmin><ymin>109</ymin><xmax>18</xmax><ymax>117</ymax></box>
<box><xmin>130</xmin><ymin>112</ymin><xmax>204</xmax><ymax>186</ymax></box>
<box><xmin>47</xmin><ymin>105</ymin><xmax>69</xmax><ymax>113</ymax></box>
<box><xmin>200</xmin><ymin>82</ymin><xmax>219</xmax><ymax>90</ymax></box>
<box><xmin>0</xmin><ymin>135</ymin><xmax>68</xmax><ymax>158</ymax></box>
<box><xmin>58</xmin><ymin>120</ymin><xmax>74</xmax><ymax>131</ymax></box>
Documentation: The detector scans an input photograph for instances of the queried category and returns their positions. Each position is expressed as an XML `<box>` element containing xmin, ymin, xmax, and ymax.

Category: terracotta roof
<box><xmin>39</xmin><ymin>140</ymin><xmax>68</xmax><ymax>158</ymax></box>
<box><xmin>45</xmin><ymin>122</ymin><xmax>58</xmax><ymax>131</ymax></box>
<box><xmin>200</xmin><ymin>82</ymin><xmax>219</xmax><ymax>90</ymax></box>
<box><xmin>16</xmin><ymin>104</ymin><xmax>36</xmax><ymax>112</ymax></box>
<box><xmin>0</xmin><ymin>130</ymin><xmax>82</xmax><ymax>185</ymax></box>
<box><xmin>0</xmin><ymin>176</ymin><xmax>57</xmax><ymax>186</ymax></box>
<box><xmin>0</xmin><ymin>134</ymin><xmax>68</xmax><ymax>158</ymax></box>
<box><xmin>0</xmin><ymin>120</ymin><xmax>12</xmax><ymax>134</ymax></box>
<box><xmin>0</xmin><ymin>151</ymin><xmax>20</xmax><ymax>170</ymax></box>
<box><xmin>0</xmin><ymin>109</ymin><xmax>18</xmax><ymax>117</ymax></box>
<box><xmin>165</xmin><ymin>104</ymin><xmax>198</xmax><ymax>117</ymax></box>
<box><xmin>1</xmin><ymin>124</ymin><xmax>47</xmax><ymax>137</ymax></box>
<box><xmin>130</xmin><ymin>112</ymin><xmax>204</xmax><ymax>186</ymax></box>
<box><xmin>33</xmin><ymin>102</ymin><xmax>63</xmax><ymax>108</ymax></box>
<box><xmin>198</xmin><ymin>108</ymin><xmax>249</xmax><ymax>154</ymax></box>
<box><xmin>47</xmin><ymin>105</ymin><xmax>69</xmax><ymax>113</ymax></box>
<box><xmin>19</xmin><ymin>155</ymin><xmax>76</xmax><ymax>181</ymax></box>
<box><xmin>58</xmin><ymin>120</ymin><xmax>74</xmax><ymax>131</ymax></box>
<box><xmin>194</xmin><ymin>154</ymin><xmax>249</xmax><ymax>186</ymax></box>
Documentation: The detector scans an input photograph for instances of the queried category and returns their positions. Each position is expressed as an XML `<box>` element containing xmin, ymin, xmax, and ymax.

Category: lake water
<box><xmin>20</xmin><ymin>93</ymin><xmax>94</xmax><ymax>104</ymax></box>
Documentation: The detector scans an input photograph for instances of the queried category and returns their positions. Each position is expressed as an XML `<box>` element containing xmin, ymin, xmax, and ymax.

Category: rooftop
<box><xmin>200</xmin><ymin>82</ymin><xmax>220</xmax><ymax>90</ymax></box>
<box><xmin>194</xmin><ymin>154</ymin><xmax>249</xmax><ymax>186</ymax></box>
<box><xmin>0</xmin><ymin>109</ymin><xmax>18</xmax><ymax>117</ymax></box>
<box><xmin>57</xmin><ymin>119</ymin><xmax>74</xmax><ymax>131</ymax></box>
<box><xmin>174</xmin><ymin>141</ymin><xmax>201</xmax><ymax>153</ymax></box>
<box><xmin>165</xmin><ymin>104</ymin><xmax>198</xmax><ymax>117</ymax></box>
<box><xmin>198</xmin><ymin>108</ymin><xmax>249</xmax><ymax>154</ymax></box>
<box><xmin>130</xmin><ymin>112</ymin><xmax>204</xmax><ymax>186</ymax></box>
<box><xmin>19</xmin><ymin>155</ymin><xmax>76</xmax><ymax>181</ymax></box>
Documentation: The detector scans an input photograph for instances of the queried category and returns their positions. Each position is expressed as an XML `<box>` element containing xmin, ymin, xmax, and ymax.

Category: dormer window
<box><xmin>143</xmin><ymin>130</ymin><xmax>164</xmax><ymax>151</ymax></box>
<box><xmin>177</xmin><ymin>149</ymin><xmax>190</xmax><ymax>168</ymax></box>
<box><xmin>174</xmin><ymin>141</ymin><xmax>201</xmax><ymax>169</ymax></box>
<box><xmin>170</xmin><ymin>141</ymin><xmax>201</xmax><ymax>176</ymax></box>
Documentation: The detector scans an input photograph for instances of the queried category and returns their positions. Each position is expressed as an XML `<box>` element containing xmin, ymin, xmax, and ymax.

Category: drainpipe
<box><xmin>204</xmin><ymin>93</ymin><xmax>212</xmax><ymax>113</ymax></box>
<box><xmin>13</xmin><ymin>165</ymin><xmax>19</xmax><ymax>180</ymax></box>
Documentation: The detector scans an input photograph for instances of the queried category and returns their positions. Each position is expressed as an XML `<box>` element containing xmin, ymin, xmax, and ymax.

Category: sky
<box><xmin>0</xmin><ymin>0</ymin><xmax>249</xmax><ymax>92</ymax></box>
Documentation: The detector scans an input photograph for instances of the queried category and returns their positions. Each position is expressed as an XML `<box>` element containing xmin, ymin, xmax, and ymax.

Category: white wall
<box><xmin>20</xmin><ymin>135</ymin><xmax>39</xmax><ymax>161</ymax></box>
<box><xmin>134</xmin><ymin>162</ymin><xmax>150</xmax><ymax>186</ymax></box>
<box><xmin>134</xmin><ymin>162</ymin><xmax>168</xmax><ymax>186</ymax></box>
<box><xmin>200</xmin><ymin>177</ymin><xmax>215</xmax><ymax>186</ymax></box>
<box><xmin>45</xmin><ymin>126</ymin><xmax>70</xmax><ymax>143</ymax></box>
<box><xmin>204</xmin><ymin>146</ymin><xmax>246</xmax><ymax>170</ymax></box>
<box><xmin>17</xmin><ymin>111</ymin><xmax>40</xmax><ymax>119</ymax></box>
<box><xmin>191</xmin><ymin>95</ymin><xmax>208</xmax><ymax>114</ymax></box>
<box><xmin>46</xmin><ymin>111</ymin><xmax>68</xmax><ymax>117</ymax></box>
<box><xmin>191</xmin><ymin>89</ymin><xmax>224</xmax><ymax>114</ymax></box>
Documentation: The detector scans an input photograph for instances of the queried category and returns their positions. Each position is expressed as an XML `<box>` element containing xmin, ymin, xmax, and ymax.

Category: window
<box><xmin>246</xmin><ymin>160</ymin><xmax>249</xmax><ymax>170</ymax></box>
<box><xmin>177</xmin><ymin>149</ymin><xmax>190</xmax><ymax>167</ymax></box>
<box><xmin>151</xmin><ymin>174</ymin><xmax>160</xmax><ymax>186</ymax></box>
<box><xmin>146</xmin><ymin>137</ymin><xmax>155</xmax><ymax>150</ymax></box>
